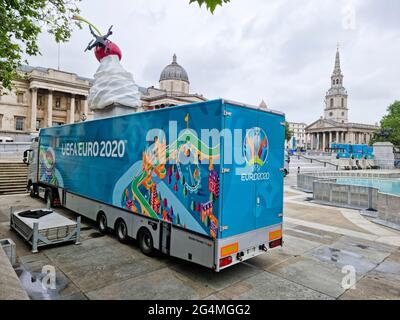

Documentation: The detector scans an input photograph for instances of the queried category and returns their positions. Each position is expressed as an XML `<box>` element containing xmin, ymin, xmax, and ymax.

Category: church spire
<box><xmin>333</xmin><ymin>47</ymin><xmax>342</xmax><ymax>76</ymax></box>
<box><xmin>325</xmin><ymin>46</ymin><xmax>348</xmax><ymax>123</ymax></box>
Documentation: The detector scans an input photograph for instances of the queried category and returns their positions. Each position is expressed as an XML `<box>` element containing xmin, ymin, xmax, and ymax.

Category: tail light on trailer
<box><xmin>219</xmin><ymin>256</ymin><xmax>233</xmax><ymax>268</ymax></box>
<box><xmin>269</xmin><ymin>238</ymin><xmax>283</xmax><ymax>249</ymax></box>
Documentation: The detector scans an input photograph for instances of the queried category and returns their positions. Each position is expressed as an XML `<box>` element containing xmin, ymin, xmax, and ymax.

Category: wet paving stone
<box><xmin>87</xmin><ymin>268</ymin><xmax>200</xmax><ymax>300</ymax></box>
<box><xmin>306</xmin><ymin>245</ymin><xmax>378</xmax><ymax>277</ymax></box>
<box><xmin>231</xmin><ymin>271</ymin><xmax>333</xmax><ymax>300</ymax></box>
<box><xmin>266</xmin><ymin>256</ymin><xmax>347</xmax><ymax>298</ymax></box>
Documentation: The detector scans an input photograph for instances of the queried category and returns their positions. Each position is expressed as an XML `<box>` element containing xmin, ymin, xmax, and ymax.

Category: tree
<box><xmin>370</xmin><ymin>101</ymin><xmax>400</xmax><ymax>146</ymax></box>
<box><xmin>0</xmin><ymin>0</ymin><xmax>81</xmax><ymax>93</ymax></box>
<box><xmin>284</xmin><ymin>122</ymin><xmax>293</xmax><ymax>143</ymax></box>
<box><xmin>190</xmin><ymin>0</ymin><xmax>230</xmax><ymax>13</ymax></box>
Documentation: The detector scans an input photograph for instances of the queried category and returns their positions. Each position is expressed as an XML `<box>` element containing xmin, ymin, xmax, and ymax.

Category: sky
<box><xmin>26</xmin><ymin>0</ymin><xmax>400</xmax><ymax>125</ymax></box>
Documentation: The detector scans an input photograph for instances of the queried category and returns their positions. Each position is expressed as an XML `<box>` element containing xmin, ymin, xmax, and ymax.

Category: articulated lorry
<box><xmin>24</xmin><ymin>99</ymin><xmax>285</xmax><ymax>271</ymax></box>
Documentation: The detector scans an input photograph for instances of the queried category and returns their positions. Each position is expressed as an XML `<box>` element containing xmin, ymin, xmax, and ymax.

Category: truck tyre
<box><xmin>116</xmin><ymin>220</ymin><xmax>129</xmax><ymax>244</ymax></box>
<box><xmin>97</xmin><ymin>212</ymin><xmax>108</xmax><ymax>234</ymax></box>
<box><xmin>138</xmin><ymin>228</ymin><xmax>154</xmax><ymax>256</ymax></box>
<box><xmin>284</xmin><ymin>169</ymin><xmax>288</xmax><ymax>177</ymax></box>
<box><xmin>30</xmin><ymin>184</ymin><xmax>39</xmax><ymax>198</ymax></box>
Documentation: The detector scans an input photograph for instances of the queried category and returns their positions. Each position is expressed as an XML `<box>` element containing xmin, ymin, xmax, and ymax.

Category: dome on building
<box><xmin>160</xmin><ymin>54</ymin><xmax>189</xmax><ymax>84</ymax></box>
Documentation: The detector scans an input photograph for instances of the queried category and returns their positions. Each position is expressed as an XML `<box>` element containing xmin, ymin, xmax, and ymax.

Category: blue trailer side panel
<box><xmin>219</xmin><ymin>103</ymin><xmax>285</xmax><ymax>238</ymax></box>
<box><xmin>39</xmin><ymin>100</ymin><xmax>224</xmax><ymax>238</ymax></box>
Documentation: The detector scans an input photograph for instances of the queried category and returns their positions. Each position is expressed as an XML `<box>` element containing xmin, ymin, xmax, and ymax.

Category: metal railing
<box><xmin>295</xmin><ymin>154</ymin><xmax>339</xmax><ymax>173</ymax></box>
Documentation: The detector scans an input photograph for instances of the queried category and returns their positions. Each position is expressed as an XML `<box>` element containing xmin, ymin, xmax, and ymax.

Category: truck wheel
<box><xmin>30</xmin><ymin>185</ymin><xmax>38</xmax><ymax>198</ymax></box>
<box><xmin>97</xmin><ymin>213</ymin><xmax>108</xmax><ymax>234</ymax></box>
<box><xmin>139</xmin><ymin>228</ymin><xmax>154</xmax><ymax>256</ymax></box>
<box><xmin>116</xmin><ymin>220</ymin><xmax>129</xmax><ymax>244</ymax></box>
<box><xmin>284</xmin><ymin>169</ymin><xmax>288</xmax><ymax>177</ymax></box>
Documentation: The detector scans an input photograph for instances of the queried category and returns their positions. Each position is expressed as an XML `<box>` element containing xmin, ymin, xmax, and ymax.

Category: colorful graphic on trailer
<box><xmin>39</xmin><ymin>146</ymin><xmax>63</xmax><ymax>187</ymax></box>
<box><xmin>39</xmin><ymin>101</ymin><xmax>224</xmax><ymax>238</ymax></box>
<box><xmin>244</xmin><ymin>127</ymin><xmax>269</xmax><ymax>170</ymax></box>
<box><xmin>118</xmin><ymin>114</ymin><xmax>220</xmax><ymax>238</ymax></box>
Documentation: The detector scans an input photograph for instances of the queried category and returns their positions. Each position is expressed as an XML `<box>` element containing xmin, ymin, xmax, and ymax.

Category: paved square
<box><xmin>1</xmin><ymin>180</ymin><xmax>400</xmax><ymax>300</ymax></box>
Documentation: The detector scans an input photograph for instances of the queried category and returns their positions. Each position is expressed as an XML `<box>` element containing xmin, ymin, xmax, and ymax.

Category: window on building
<box><xmin>36</xmin><ymin>120</ymin><xmax>41</xmax><ymax>131</ymax></box>
<box><xmin>52</xmin><ymin>122</ymin><xmax>64</xmax><ymax>126</ymax></box>
<box><xmin>329</xmin><ymin>112</ymin><xmax>333</xmax><ymax>117</ymax></box>
<box><xmin>15</xmin><ymin>116</ymin><xmax>25</xmax><ymax>131</ymax></box>
<box><xmin>341</xmin><ymin>98</ymin><xmax>344</xmax><ymax>108</ymax></box>
<box><xmin>342</xmin><ymin>112</ymin><xmax>345</xmax><ymax>116</ymax></box>
<box><xmin>336</xmin><ymin>79</ymin><xmax>339</xmax><ymax>85</ymax></box>
<box><xmin>55</xmin><ymin>97</ymin><xmax>61</xmax><ymax>109</ymax></box>
<box><xmin>330</xmin><ymin>98</ymin><xmax>334</xmax><ymax>108</ymax></box>
<box><xmin>17</xmin><ymin>92</ymin><xmax>24</xmax><ymax>104</ymax></box>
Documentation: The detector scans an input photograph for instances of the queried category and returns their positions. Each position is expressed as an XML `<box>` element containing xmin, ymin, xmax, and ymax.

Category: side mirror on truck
<box><xmin>23</xmin><ymin>149</ymin><xmax>32</xmax><ymax>165</ymax></box>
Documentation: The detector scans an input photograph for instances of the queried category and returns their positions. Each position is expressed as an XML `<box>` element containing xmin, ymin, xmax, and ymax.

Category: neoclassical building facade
<box><xmin>0</xmin><ymin>54</ymin><xmax>207</xmax><ymax>141</ymax></box>
<box><xmin>306</xmin><ymin>49</ymin><xmax>378</xmax><ymax>150</ymax></box>
<box><xmin>0</xmin><ymin>66</ymin><xmax>92</xmax><ymax>141</ymax></box>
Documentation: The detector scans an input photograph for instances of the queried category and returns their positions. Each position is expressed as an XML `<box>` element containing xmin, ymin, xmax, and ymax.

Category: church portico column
<box><xmin>69</xmin><ymin>94</ymin><xmax>75</xmax><ymax>124</ymax></box>
<box><xmin>30</xmin><ymin>88</ymin><xmax>38</xmax><ymax>133</ymax></box>
<box><xmin>329</xmin><ymin>132</ymin><xmax>332</xmax><ymax>149</ymax></box>
<box><xmin>322</xmin><ymin>132</ymin><xmax>326</xmax><ymax>151</ymax></box>
<box><xmin>318</xmin><ymin>133</ymin><xmax>322</xmax><ymax>150</ymax></box>
<box><xmin>310</xmin><ymin>133</ymin><xmax>314</xmax><ymax>150</ymax></box>
<box><xmin>46</xmin><ymin>89</ymin><xmax>53</xmax><ymax>128</ymax></box>
<box><xmin>337</xmin><ymin>131</ymin><xmax>340</xmax><ymax>143</ymax></box>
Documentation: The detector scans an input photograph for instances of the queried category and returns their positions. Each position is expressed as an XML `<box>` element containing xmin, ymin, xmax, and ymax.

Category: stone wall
<box><xmin>297</xmin><ymin>171</ymin><xmax>400</xmax><ymax>192</ymax></box>
<box><xmin>308</xmin><ymin>172</ymin><xmax>400</xmax><ymax>229</ymax></box>
<box><xmin>373</xmin><ymin>142</ymin><xmax>395</xmax><ymax>169</ymax></box>
<box><xmin>377</xmin><ymin>193</ymin><xmax>400</xmax><ymax>226</ymax></box>
<box><xmin>0</xmin><ymin>246</ymin><xmax>29</xmax><ymax>300</ymax></box>
<box><xmin>313</xmin><ymin>180</ymin><xmax>378</xmax><ymax>210</ymax></box>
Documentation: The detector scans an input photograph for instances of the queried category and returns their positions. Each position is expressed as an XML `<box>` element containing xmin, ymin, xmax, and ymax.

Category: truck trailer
<box><xmin>24</xmin><ymin>99</ymin><xmax>285</xmax><ymax>271</ymax></box>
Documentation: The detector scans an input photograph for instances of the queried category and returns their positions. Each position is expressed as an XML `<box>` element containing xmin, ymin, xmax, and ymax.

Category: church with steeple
<box><xmin>305</xmin><ymin>48</ymin><xmax>378</xmax><ymax>151</ymax></box>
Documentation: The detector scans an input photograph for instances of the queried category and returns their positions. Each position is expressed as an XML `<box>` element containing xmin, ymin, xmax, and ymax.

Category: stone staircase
<box><xmin>0</xmin><ymin>162</ymin><xmax>28</xmax><ymax>195</ymax></box>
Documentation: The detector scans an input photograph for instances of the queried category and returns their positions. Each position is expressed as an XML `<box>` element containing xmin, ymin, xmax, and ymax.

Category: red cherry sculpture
<box><xmin>85</xmin><ymin>25</ymin><xmax>122</xmax><ymax>62</ymax></box>
<box><xmin>95</xmin><ymin>40</ymin><xmax>122</xmax><ymax>62</ymax></box>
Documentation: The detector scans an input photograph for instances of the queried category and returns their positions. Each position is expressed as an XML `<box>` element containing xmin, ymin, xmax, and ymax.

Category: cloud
<box><xmin>25</xmin><ymin>0</ymin><xmax>399</xmax><ymax>125</ymax></box>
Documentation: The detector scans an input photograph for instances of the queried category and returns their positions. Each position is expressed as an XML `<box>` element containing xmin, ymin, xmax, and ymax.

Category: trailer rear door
<box><xmin>255</xmin><ymin>110</ymin><xmax>285</xmax><ymax>230</ymax></box>
<box><xmin>220</xmin><ymin>102</ymin><xmax>284</xmax><ymax>239</ymax></box>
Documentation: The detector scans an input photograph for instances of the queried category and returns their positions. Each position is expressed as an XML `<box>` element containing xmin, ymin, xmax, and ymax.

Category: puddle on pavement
<box><xmin>311</xmin><ymin>246</ymin><xmax>377</xmax><ymax>274</ymax></box>
<box><xmin>14</xmin><ymin>265</ymin><xmax>68</xmax><ymax>300</ymax></box>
